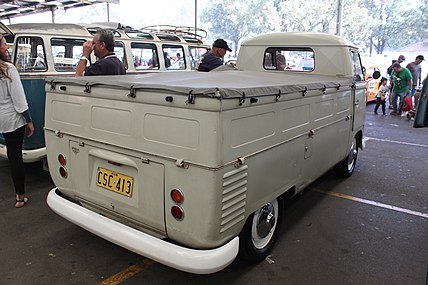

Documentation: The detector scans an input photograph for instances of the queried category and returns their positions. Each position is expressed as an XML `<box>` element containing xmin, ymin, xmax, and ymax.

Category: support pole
<box><xmin>336</xmin><ymin>0</ymin><xmax>343</xmax><ymax>36</ymax></box>
<box><xmin>195</xmin><ymin>0</ymin><xmax>197</xmax><ymax>37</ymax></box>
<box><xmin>107</xmin><ymin>2</ymin><xmax>110</xmax><ymax>22</ymax></box>
<box><xmin>51</xmin><ymin>7</ymin><xmax>55</xmax><ymax>23</ymax></box>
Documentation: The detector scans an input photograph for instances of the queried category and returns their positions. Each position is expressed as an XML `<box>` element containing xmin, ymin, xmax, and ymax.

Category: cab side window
<box><xmin>131</xmin><ymin>42</ymin><xmax>158</xmax><ymax>70</ymax></box>
<box><xmin>15</xmin><ymin>37</ymin><xmax>46</xmax><ymax>72</ymax></box>
<box><xmin>51</xmin><ymin>38</ymin><xmax>86</xmax><ymax>72</ymax></box>
<box><xmin>162</xmin><ymin>45</ymin><xmax>185</xmax><ymax>70</ymax></box>
<box><xmin>350</xmin><ymin>51</ymin><xmax>364</xmax><ymax>81</ymax></box>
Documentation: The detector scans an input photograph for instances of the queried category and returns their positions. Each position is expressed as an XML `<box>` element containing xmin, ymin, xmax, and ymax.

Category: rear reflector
<box><xmin>59</xmin><ymin>166</ymin><xmax>68</xmax><ymax>178</ymax></box>
<box><xmin>171</xmin><ymin>206</ymin><xmax>184</xmax><ymax>221</ymax></box>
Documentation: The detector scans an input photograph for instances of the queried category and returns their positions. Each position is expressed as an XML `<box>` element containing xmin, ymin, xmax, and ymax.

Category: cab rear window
<box><xmin>263</xmin><ymin>47</ymin><xmax>314</xmax><ymax>72</ymax></box>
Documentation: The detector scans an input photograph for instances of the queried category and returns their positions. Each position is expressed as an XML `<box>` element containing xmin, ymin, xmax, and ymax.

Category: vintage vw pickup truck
<box><xmin>45</xmin><ymin>32</ymin><xmax>367</xmax><ymax>274</ymax></box>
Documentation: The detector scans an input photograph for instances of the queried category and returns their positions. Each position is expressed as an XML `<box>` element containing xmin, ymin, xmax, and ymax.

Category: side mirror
<box><xmin>372</xmin><ymin>70</ymin><xmax>381</xmax><ymax>79</ymax></box>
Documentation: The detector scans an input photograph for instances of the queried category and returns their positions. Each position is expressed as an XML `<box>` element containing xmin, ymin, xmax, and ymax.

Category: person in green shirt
<box><xmin>389</xmin><ymin>62</ymin><xmax>412</xmax><ymax>115</ymax></box>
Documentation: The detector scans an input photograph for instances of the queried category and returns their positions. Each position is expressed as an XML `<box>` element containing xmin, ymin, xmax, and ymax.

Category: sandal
<box><xmin>15</xmin><ymin>197</ymin><xmax>28</xmax><ymax>208</ymax></box>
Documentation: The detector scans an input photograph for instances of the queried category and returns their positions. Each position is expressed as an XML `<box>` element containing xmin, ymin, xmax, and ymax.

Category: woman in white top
<box><xmin>0</xmin><ymin>35</ymin><xmax>34</xmax><ymax>208</ymax></box>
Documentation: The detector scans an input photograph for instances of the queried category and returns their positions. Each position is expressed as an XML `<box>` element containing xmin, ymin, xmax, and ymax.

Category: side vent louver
<box><xmin>220</xmin><ymin>165</ymin><xmax>248</xmax><ymax>233</ymax></box>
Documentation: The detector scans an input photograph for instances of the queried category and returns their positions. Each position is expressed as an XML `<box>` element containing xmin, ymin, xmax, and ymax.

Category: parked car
<box><xmin>365</xmin><ymin>65</ymin><xmax>381</xmax><ymax>102</ymax></box>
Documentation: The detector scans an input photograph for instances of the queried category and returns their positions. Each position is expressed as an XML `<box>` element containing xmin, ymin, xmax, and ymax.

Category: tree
<box><xmin>341</xmin><ymin>0</ymin><xmax>373</xmax><ymax>53</ymax></box>
<box><xmin>276</xmin><ymin>0</ymin><xmax>372</xmax><ymax>53</ymax></box>
<box><xmin>360</xmin><ymin>0</ymin><xmax>426</xmax><ymax>55</ymax></box>
<box><xmin>201</xmin><ymin>0</ymin><xmax>279</xmax><ymax>56</ymax></box>
<box><xmin>277</xmin><ymin>0</ymin><xmax>337</xmax><ymax>33</ymax></box>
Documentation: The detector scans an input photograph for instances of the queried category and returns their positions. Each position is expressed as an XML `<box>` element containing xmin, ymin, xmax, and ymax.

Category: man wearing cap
<box><xmin>196</xmin><ymin>39</ymin><xmax>232</xmax><ymax>72</ymax></box>
<box><xmin>387</xmin><ymin>55</ymin><xmax>406</xmax><ymax>75</ymax></box>
<box><xmin>406</xmin><ymin>55</ymin><xmax>424</xmax><ymax>99</ymax></box>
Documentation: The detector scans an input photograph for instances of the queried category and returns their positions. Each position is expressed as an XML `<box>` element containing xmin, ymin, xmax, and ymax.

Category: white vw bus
<box><xmin>0</xmin><ymin>22</ymin><xmax>209</xmax><ymax>163</ymax></box>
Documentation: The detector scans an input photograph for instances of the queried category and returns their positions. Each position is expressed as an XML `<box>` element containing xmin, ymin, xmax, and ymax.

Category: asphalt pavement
<box><xmin>0</xmin><ymin>104</ymin><xmax>426</xmax><ymax>285</ymax></box>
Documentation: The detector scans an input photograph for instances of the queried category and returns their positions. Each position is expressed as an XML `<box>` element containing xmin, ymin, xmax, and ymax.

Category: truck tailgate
<box><xmin>68</xmin><ymin>140</ymin><xmax>165</xmax><ymax>235</ymax></box>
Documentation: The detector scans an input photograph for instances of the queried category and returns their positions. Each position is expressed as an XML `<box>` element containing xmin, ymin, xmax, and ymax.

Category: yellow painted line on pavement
<box><xmin>365</xmin><ymin>137</ymin><xmax>428</xmax><ymax>148</ymax></box>
<box><xmin>311</xmin><ymin>188</ymin><xmax>428</xmax><ymax>219</ymax></box>
<box><xmin>100</xmin><ymin>258</ymin><xmax>155</xmax><ymax>285</ymax></box>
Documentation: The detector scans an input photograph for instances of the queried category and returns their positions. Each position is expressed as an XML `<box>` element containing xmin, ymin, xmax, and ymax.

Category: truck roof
<box><xmin>242</xmin><ymin>32</ymin><xmax>356</xmax><ymax>49</ymax></box>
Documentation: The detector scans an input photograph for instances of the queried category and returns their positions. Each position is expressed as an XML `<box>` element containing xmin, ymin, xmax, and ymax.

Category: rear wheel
<box><xmin>334</xmin><ymin>137</ymin><xmax>358</xmax><ymax>178</ymax></box>
<box><xmin>238</xmin><ymin>197</ymin><xmax>283</xmax><ymax>261</ymax></box>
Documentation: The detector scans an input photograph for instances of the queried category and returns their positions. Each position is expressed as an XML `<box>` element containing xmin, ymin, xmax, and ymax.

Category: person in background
<box><xmin>164</xmin><ymin>52</ymin><xmax>171</xmax><ymax>68</ymax></box>
<box><xmin>195</xmin><ymin>39</ymin><xmax>232</xmax><ymax>72</ymax></box>
<box><xmin>406</xmin><ymin>55</ymin><xmax>424</xmax><ymax>104</ymax></box>
<box><xmin>389</xmin><ymin>62</ymin><xmax>412</xmax><ymax>116</ymax></box>
<box><xmin>148</xmin><ymin>53</ymin><xmax>158</xmax><ymax>69</ymax></box>
<box><xmin>374</xmin><ymin>77</ymin><xmax>388</xmax><ymax>115</ymax></box>
<box><xmin>75</xmin><ymin>29</ymin><xmax>125</xmax><ymax>76</ymax></box>
<box><xmin>33</xmin><ymin>53</ymin><xmax>45</xmax><ymax>68</ymax></box>
<box><xmin>0</xmin><ymin>35</ymin><xmax>34</xmax><ymax>208</ymax></box>
<box><xmin>387</xmin><ymin>55</ymin><xmax>406</xmax><ymax>108</ymax></box>
<box><xmin>276</xmin><ymin>51</ymin><xmax>286</xmax><ymax>70</ymax></box>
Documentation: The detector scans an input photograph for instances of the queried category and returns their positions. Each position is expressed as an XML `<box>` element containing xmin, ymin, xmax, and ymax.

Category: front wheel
<box><xmin>334</xmin><ymin>137</ymin><xmax>358</xmax><ymax>178</ymax></box>
<box><xmin>238</xmin><ymin>197</ymin><xmax>283</xmax><ymax>261</ymax></box>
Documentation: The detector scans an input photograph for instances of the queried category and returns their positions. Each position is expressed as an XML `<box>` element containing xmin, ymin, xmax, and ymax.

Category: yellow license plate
<box><xmin>96</xmin><ymin>167</ymin><xmax>134</xmax><ymax>197</ymax></box>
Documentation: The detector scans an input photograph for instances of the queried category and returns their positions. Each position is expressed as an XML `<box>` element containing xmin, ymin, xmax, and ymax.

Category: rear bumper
<box><xmin>47</xmin><ymin>188</ymin><xmax>239</xmax><ymax>274</ymax></box>
<box><xmin>0</xmin><ymin>144</ymin><xmax>46</xmax><ymax>163</ymax></box>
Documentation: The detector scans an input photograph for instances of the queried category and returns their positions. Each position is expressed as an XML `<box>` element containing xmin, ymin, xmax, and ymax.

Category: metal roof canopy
<box><xmin>0</xmin><ymin>0</ymin><xmax>119</xmax><ymax>20</ymax></box>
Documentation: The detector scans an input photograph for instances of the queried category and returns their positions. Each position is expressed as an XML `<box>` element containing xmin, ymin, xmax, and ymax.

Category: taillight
<box><xmin>171</xmin><ymin>206</ymin><xmax>184</xmax><ymax>221</ymax></box>
<box><xmin>170</xmin><ymin>189</ymin><xmax>184</xmax><ymax>220</ymax></box>
<box><xmin>58</xmin><ymin>153</ymin><xmax>67</xmax><ymax>178</ymax></box>
<box><xmin>58</xmin><ymin>154</ymin><xmax>66</xmax><ymax>166</ymax></box>
<box><xmin>59</xmin><ymin>166</ymin><xmax>68</xmax><ymax>178</ymax></box>
<box><xmin>170</xmin><ymin>189</ymin><xmax>183</xmax><ymax>204</ymax></box>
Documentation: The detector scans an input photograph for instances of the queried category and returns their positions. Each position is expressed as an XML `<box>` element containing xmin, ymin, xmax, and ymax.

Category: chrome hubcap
<box><xmin>256</xmin><ymin>203</ymin><xmax>276</xmax><ymax>238</ymax></box>
<box><xmin>347</xmin><ymin>141</ymin><xmax>357</xmax><ymax>171</ymax></box>
<box><xmin>251</xmin><ymin>198</ymin><xmax>279</xmax><ymax>249</ymax></box>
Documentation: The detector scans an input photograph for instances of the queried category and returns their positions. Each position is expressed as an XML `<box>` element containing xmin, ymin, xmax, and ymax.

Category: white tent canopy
<box><xmin>0</xmin><ymin>0</ymin><xmax>119</xmax><ymax>20</ymax></box>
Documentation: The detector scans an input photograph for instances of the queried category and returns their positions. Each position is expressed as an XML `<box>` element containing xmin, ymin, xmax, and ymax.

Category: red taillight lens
<box><xmin>58</xmin><ymin>154</ymin><xmax>66</xmax><ymax>166</ymax></box>
<box><xmin>170</xmin><ymin>189</ymin><xmax>184</xmax><ymax>204</ymax></box>
<box><xmin>171</xmin><ymin>206</ymin><xmax>184</xmax><ymax>221</ymax></box>
<box><xmin>59</xmin><ymin>166</ymin><xmax>68</xmax><ymax>178</ymax></box>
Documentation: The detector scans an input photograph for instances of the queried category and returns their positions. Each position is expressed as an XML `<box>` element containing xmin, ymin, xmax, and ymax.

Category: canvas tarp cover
<box><xmin>48</xmin><ymin>70</ymin><xmax>354</xmax><ymax>98</ymax></box>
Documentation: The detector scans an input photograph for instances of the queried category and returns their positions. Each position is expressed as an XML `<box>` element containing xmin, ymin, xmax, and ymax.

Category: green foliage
<box><xmin>341</xmin><ymin>0</ymin><xmax>373</xmax><ymax>53</ymax></box>
<box><xmin>200</xmin><ymin>0</ymin><xmax>426</xmax><ymax>55</ymax></box>
<box><xmin>277</xmin><ymin>0</ymin><xmax>337</xmax><ymax>33</ymax></box>
<box><xmin>359</xmin><ymin>0</ymin><xmax>426</xmax><ymax>54</ymax></box>
<box><xmin>201</xmin><ymin>0</ymin><xmax>279</xmax><ymax>55</ymax></box>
